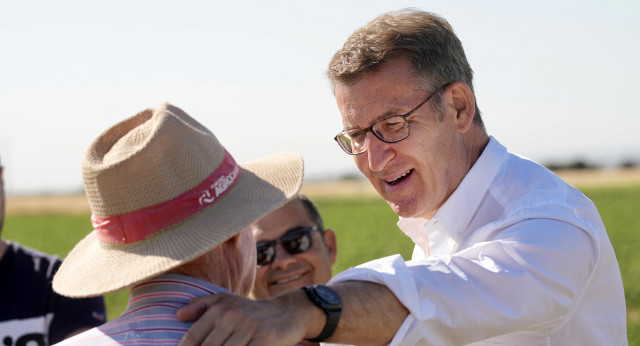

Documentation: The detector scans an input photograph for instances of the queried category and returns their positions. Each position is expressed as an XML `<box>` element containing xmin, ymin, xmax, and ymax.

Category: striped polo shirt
<box><xmin>55</xmin><ymin>273</ymin><xmax>230</xmax><ymax>345</ymax></box>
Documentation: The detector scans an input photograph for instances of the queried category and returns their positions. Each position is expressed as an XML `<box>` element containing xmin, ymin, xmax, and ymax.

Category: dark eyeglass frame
<box><xmin>256</xmin><ymin>226</ymin><xmax>320</xmax><ymax>266</ymax></box>
<box><xmin>334</xmin><ymin>82</ymin><xmax>452</xmax><ymax>155</ymax></box>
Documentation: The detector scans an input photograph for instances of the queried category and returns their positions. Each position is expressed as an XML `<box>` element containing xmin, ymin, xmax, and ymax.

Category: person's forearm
<box><xmin>325</xmin><ymin>281</ymin><xmax>408</xmax><ymax>345</ymax></box>
<box><xmin>176</xmin><ymin>281</ymin><xmax>408</xmax><ymax>345</ymax></box>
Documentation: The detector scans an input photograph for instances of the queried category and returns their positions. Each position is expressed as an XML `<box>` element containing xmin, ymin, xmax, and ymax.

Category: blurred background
<box><xmin>2</xmin><ymin>1</ymin><xmax>640</xmax><ymax>341</ymax></box>
<box><xmin>1</xmin><ymin>0</ymin><xmax>639</xmax><ymax>195</ymax></box>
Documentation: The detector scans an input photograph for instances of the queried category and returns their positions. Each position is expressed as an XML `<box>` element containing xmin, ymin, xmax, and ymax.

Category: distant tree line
<box><xmin>544</xmin><ymin>159</ymin><xmax>639</xmax><ymax>171</ymax></box>
<box><xmin>335</xmin><ymin>159</ymin><xmax>639</xmax><ymax>180</ymax></box>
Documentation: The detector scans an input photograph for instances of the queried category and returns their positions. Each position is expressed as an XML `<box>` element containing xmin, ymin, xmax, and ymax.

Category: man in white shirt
<box><xmin>177</xmin><ymin>9</ymin><xmax>626</xmax><ymax>345</ymax></box>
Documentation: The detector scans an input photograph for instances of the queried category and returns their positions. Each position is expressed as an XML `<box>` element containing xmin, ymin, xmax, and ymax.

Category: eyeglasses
<box><xmin>256</xmin><ymin>226</ymin><xmax>319</xmax><ymax>266</ymax></box>
<box><xmin>334</xmin><ymin>82</ymin><xmax>452</xmax><ymax>155</ymax></box>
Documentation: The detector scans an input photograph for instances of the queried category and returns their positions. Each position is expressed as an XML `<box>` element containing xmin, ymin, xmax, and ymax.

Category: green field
<box><xmin>3</xmin><ymin>184</ymin><xmax>639</xmax><ymax>343</ymax></box>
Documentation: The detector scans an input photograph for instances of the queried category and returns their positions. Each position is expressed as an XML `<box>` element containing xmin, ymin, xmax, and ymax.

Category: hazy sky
<box><xmin>1</xmin><ymin>0</ymin><xmax>638</xmax><ymax>195</ymax></box>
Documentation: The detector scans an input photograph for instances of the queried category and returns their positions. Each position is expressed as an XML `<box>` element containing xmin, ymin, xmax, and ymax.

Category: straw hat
<box><xmin>53</xmin><ymin>103</ymin><xmax>303</xmax><ymax>297</ymax></box>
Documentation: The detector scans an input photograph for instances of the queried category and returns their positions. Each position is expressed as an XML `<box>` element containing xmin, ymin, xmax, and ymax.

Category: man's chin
<box><xmin>388</xmin><ymin>200</ymin><xmax>428</xmax><ymax>219</ymax></box>
<box><xmin>268</xmin><ymin>275</ymin><xmax>313</xmax><ymax>297</ymax></box>
<box><xmin>387</xmin><ymin>200</ymin><xmax>411</xmax><ymax>217</ymax></box>
<box><xmin>249</xmin><ymin>289</ymin><xmax>268</xmax><ymax>300</ymax></box>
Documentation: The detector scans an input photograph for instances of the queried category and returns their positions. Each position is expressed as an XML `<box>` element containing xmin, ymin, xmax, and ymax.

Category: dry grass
<box><xmin>553</xmin><ymin>168</ymin><xmax>640</xmax><ymax>187</ymax></box>
<box><xmin>6</xmin><ymin>168</ymin><xmax>640</xmax><ymax>215</ymax></box>
<box><xmin>6</xmin><ymin>194</ymin><xmax>90</xmax><ymax>215</ymax></box>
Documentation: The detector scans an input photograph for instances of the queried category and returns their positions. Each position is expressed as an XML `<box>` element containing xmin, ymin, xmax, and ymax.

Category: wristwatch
<box><xmin>302</xmin><ymin>284</ymin><xmax>343</xmax><ymax>342</ymax></box>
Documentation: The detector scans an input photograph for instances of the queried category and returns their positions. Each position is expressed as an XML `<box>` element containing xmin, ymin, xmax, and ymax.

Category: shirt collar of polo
<box><xmin>398</xmin><ymin>136</ymin><xmax>508</xmax><ymax>256</ymax></box>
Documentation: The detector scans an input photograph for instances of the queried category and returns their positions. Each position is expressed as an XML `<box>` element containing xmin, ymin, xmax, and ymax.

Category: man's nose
<box><xmin>271</xmin><ymin>243</ymin><xmax>296</xmax><ymax>269</ymax></box>
<box><xmin>365</xmin><ymin>132</ymin><xmax>393</xmax><ymax>172</ymax></box>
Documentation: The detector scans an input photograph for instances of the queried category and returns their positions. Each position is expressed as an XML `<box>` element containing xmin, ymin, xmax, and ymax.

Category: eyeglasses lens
<box><xmin>336</xmin><ymin>115</ymin><xmax>410</xmax><ymax>155</ymax></box>
<box><xmin>374</xmin><ymin>116</ymin><xmax>409</xmax><ymax>141</ymax></box>
<box><xmin>336</xmin><ymin>134</ymin><xmax>355</xmax><ymax>154</ymax></box>
<box><xmin>256</xmin><ymin>227</ymin><xmax>315</xmax><ymax>266</ymax></box>
<box><xmin>256</xmin><ymin>243</ymin><xmax>276</xmax><ymax>266</ymax></box>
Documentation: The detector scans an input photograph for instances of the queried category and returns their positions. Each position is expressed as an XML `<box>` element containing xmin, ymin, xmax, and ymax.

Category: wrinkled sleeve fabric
<box><xmin>329</xmin><ymin>218</ymin><xmax>598</xmax><ymax>345</ymax></box>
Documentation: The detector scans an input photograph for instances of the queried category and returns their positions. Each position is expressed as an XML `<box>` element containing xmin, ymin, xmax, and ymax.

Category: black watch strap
<box><xmin>303</xmin><ymin>284</ymin><xmax>342</xmax><ymax>342</ymax></box>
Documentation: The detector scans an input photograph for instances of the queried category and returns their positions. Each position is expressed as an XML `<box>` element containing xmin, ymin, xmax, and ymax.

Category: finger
<box><xmin>179</xmin><ymin>296</ymin><xmax>223</xmax><ymax>346</ymax></box>
<box><xmin>176</xmin><ymin>301</ymin><xmax>207</xmax><ymax>323</ymax></box>
<box><xmin>215</xmin><ymin>312</ymin><xmax>255</xmax><ymax>346</ymax></box>
<box><xmin>186</xmin><ymin>298</ymin><xmax>245</xmax><ymax>346</ymax></box>
<box><xmin>177</xmin><ymin>295</ymin><xmax>218</xmax><ymax>322</ymax></box>
<box><xmin>179</xmin><ymin>308</ymin><xmax>219</xmax><ymax>346</ymax></box>
<box><xmin>206</xmin><ymin>317</ymin><xmax>251</xmax><ymax>346</ymax></box>
<box><xmin>221</xmin><ymin>330</ymin><xmax>253</xmax><ymax>346</ymax></box>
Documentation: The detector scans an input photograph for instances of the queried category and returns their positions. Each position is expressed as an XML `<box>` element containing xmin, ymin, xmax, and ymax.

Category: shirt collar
<box><xmin>128</xmin><ymin>273</ymin><xmax>232</xmax><ymax>307</ymax></box>
<box><xmin>398</xmin><ymin>136</ymin><xmax>508</xmax><ymax>254</ymax></box>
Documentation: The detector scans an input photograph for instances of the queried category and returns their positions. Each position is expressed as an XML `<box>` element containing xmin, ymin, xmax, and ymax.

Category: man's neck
<box><xmin>0</xmin><ymin>238</ymin><xmax>9</xmax><ymax>261</ymax></box>
<box><xmin>464</xmin><ymin>128</ymin><xmax>490</xmax><ymax>171</ymax></box>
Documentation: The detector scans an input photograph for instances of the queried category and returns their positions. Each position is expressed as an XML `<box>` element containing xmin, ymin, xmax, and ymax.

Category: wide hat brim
<box><xmin>53</xmin><ymin>151</ymin><xmax>303</xmax><ymax>298</ymax></box>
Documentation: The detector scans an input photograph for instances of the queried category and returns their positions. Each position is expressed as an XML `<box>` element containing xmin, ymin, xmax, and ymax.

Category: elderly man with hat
<box><xmin>52</xmin><ymin>103</ymin><xmax>303</xmax><ymax>344</ymax></box>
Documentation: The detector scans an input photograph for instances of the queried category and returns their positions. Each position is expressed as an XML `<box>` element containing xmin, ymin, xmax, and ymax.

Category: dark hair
<box><xmin>327</xmin><ymin>8</ymin><xmax>483</xmax><ymax>126</ymax></box>
<box><xmin>297</xmin><ymin>194</ymin><xmax>324</xmax><ymax>231</ymax></box>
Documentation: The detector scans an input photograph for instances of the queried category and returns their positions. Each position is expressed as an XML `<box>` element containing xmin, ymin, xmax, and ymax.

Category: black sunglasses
<box><xmin>256</xmin><ymin>226</ymin><xmax>319</xmax><ymax>266</ymax></box>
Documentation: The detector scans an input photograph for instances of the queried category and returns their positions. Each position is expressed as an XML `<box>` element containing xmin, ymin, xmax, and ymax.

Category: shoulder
<box><xmin>7</xmin><ymin>242</ymin><xmax>61</xmax><ymax>279</ymax></box>
<box><xmin>489</xmin><ymin>153</ymin><xmax>603</xmax><ymax>233</ymax></box>
<box><xmin>496</xmin><ymin>153</ymin><xmax>585</xmax><ymax>206</ymax></box>
<box><xmin>52</xmin><ymin>327</ymin><xmax>103</xmax><ymax>345</ymax></box>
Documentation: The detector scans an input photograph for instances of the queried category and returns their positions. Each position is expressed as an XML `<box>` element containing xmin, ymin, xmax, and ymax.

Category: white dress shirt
<box><xmin>329</xmin><ymin>137</ymin><xmax>626</xmax><ymax>345</ymax></box>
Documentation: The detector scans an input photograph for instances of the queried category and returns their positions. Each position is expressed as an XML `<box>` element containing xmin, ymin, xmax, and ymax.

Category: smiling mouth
<box><xmin>386</xmin><ymin>169</ymin><xmax>412</xmax><ymax>185</ymax></box>
<box><xmin>272</xmin><ymin>272</ymin><xmax>305</xmax><ymax>285</ymax></box>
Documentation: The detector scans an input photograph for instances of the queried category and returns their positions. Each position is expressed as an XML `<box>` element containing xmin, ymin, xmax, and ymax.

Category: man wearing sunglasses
<box><xmin>251</xmin><ymin>194</ymin><xmax>337</xmax><ymax>301</ymax></box>
<box><xmin>178</xmin><ymin>9</ymin><xmax>626</xmax><ymax>346</ymax></box>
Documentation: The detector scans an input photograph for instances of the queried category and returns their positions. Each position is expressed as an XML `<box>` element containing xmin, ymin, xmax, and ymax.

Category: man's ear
<box><xmin>446</xmin><ymin>81</ymin><xmax>476</xmax><ymax>134</ymax></box>
<box><xmin>323</xmin><ymin>229</ymin><xmax>338</xmax><ymax>265</ymax></box>
<box><xmin>224</xmin><ymin>232</ymin><xmax>241</xmax><ymax>246</ymax></box>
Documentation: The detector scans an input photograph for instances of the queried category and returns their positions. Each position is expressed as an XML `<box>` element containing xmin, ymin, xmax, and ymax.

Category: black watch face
<box><xmin>316</xmin><ymin>285</ymin><xmax>340</xmax><ymax>305</ymax></box>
